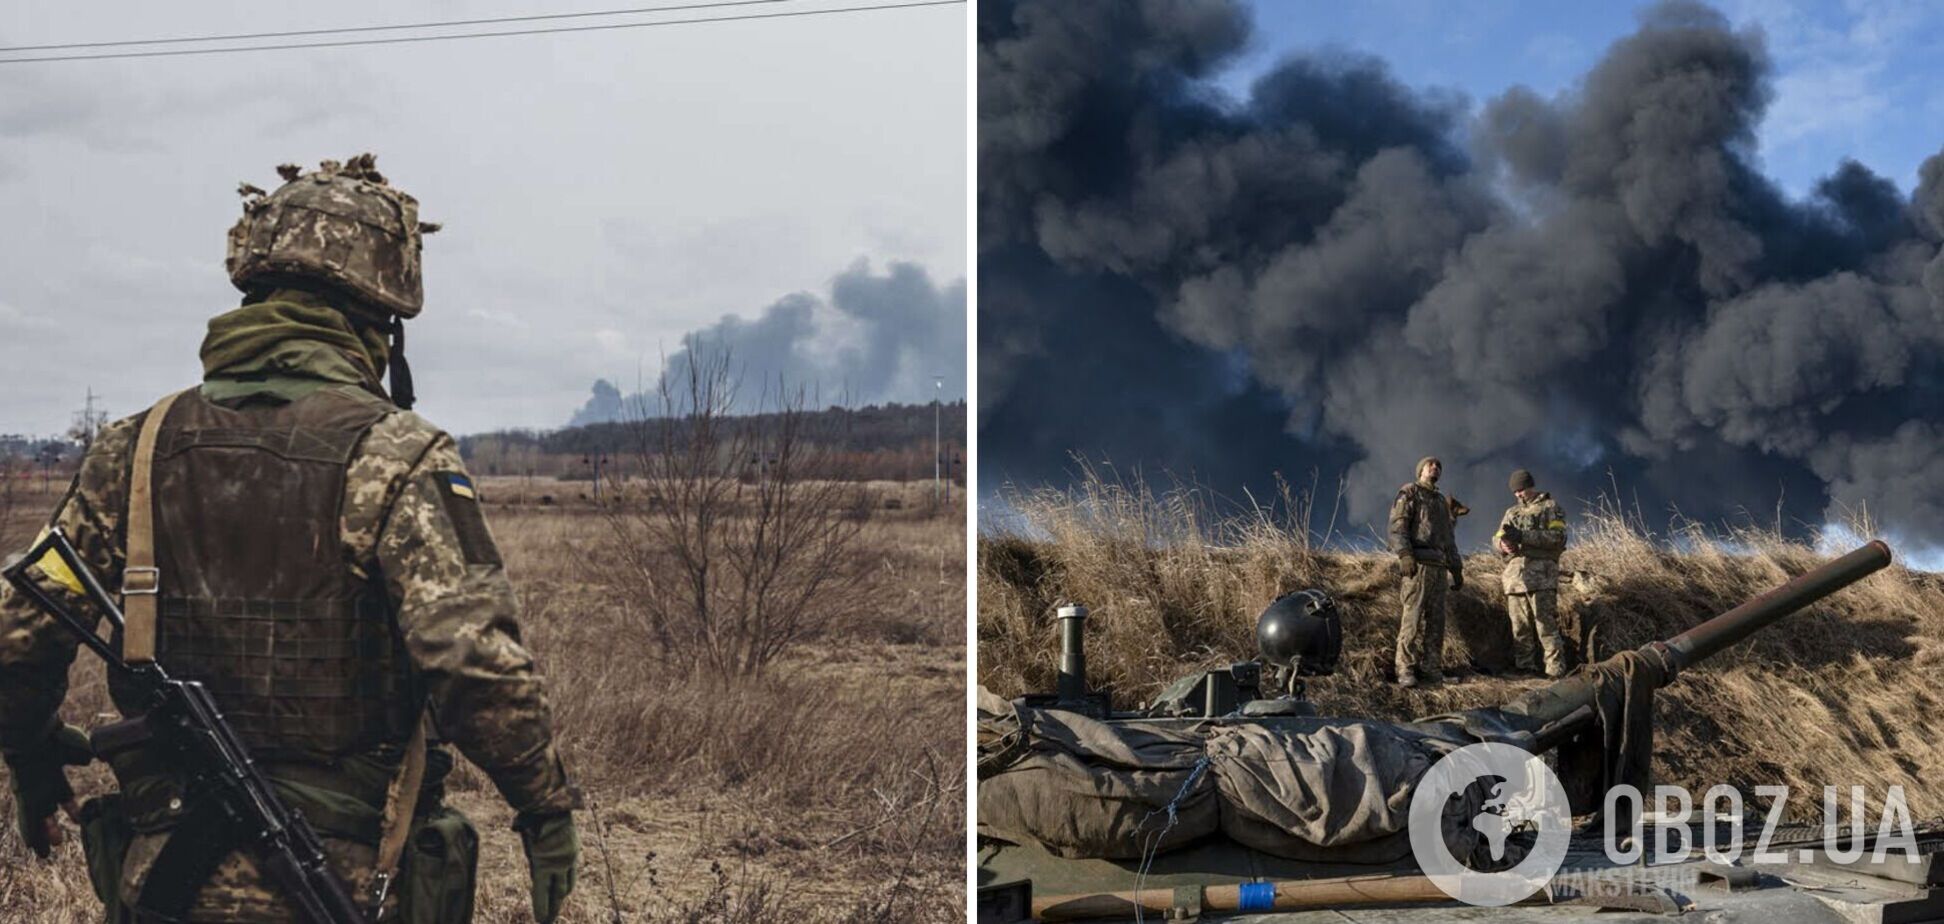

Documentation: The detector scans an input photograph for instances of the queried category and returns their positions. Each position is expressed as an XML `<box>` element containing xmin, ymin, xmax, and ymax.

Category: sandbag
<box><xmin>1207</xmin><ymin>721</ymin><xmax>1432</xmax><ymax>862</ymax></box>
<box><xmin>977</xmin><ymin>702</ymin><xmax>1217</xmax><ymax>859</ymax></box>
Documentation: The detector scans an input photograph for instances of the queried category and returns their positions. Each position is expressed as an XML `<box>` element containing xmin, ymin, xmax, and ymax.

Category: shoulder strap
<box><xmin>367</xmin><ymin>713</ymin><xmax>429</xmax><ymax>910</ymax></box>
<box><xmin>123</xmin><ymin>389</ymin><xmax>192</xmax><ymax>664</ymax></box>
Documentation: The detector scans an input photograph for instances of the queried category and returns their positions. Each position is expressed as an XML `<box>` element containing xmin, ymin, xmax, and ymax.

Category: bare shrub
<box><xmin>599</xmin><ymin>345</ymin><xmax>873</xmax><ymax>676</ymax></box>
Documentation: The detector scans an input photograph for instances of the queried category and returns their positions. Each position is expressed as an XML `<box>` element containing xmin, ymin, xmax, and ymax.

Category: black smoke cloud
<box><xmin>979</xmin><ymin>0</ymin><xmax>1944</xmax><ymax>548</ymax></box>
<box><xmin>571</xmin><ymin>260</ymin><xmax>965</xmax><ymax>423</ymax></box>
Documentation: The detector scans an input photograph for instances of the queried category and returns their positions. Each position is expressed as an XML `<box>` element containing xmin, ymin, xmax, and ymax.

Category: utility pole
<box><xmin>933</xmin><ymin>376</ymin><xmax>943</xmax><ymax>504</ymax></box>
<box><xmin>71</xmin><ymin>387</ymin><xmax>107</xmax><ymax>450</ymax></box>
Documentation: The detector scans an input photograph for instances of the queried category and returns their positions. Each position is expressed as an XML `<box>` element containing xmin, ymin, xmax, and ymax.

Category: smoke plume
<box><xmin>979</xmin><ymin>0</ymin><xmax>1944</xmax><ymax>550</ymax></box>
<box><xmin>572</xmin><ymin>260</ymin><xmax>965</xmax><ymax>423</ymax></box>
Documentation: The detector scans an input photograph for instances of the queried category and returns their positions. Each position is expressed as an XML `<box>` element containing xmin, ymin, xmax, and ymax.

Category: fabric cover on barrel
<box><xmin>1206</xmin><ymin>721</ymin><xmax>1432</xmax><ymax>862</ymax></box>
<box><xmin>976</xmin><ymin>693</ymin><xmax>1216</xmax><ymax>859</ymax></box>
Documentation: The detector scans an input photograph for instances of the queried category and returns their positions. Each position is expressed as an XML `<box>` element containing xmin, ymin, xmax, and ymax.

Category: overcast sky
<box><xmin>0</xmin><ymin>0</ymin><xmax>966</xmax><ymax>437</ymax></box>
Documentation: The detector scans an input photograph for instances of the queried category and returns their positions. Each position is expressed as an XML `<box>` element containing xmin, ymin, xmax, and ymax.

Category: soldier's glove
<box><xmin>1500</xmin><ymin>525</ymin><xmax>1523</xmax><ymax>549</ymax></box>
<box><xmin>1396</xmin><ymin>553</ymin><xmax>1418</xmax><ymax>578</ymax></box>
<box><xmin>514</xmin><ymin>809</ymin><xmax>579</xmax><ymax>923</ymax></box>
<box><xmin>1450</xmin><ymin>570</ymin><xmax>1464</xmax><ymax>592</ymax></box>
<box><xmin>4</xmin><ymin>723</ymin><xmax>92</xmax><ymax>858</ymax></box>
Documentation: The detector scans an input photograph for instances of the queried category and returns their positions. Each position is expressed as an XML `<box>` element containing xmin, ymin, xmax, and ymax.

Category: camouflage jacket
<box><xmin>1388</xmin><ymin>480</ymin><xmax>1461</xmax><ymax>572</ymax></box>
<box><xmin>0</xmin><ymin>294</ymin><xmax>575</xmax><ymax>919</ymax></box>
<box><xmin>1496</xmin><ymin>492</ymin><xmax>1567</xmax><ymax>594</ymax></box>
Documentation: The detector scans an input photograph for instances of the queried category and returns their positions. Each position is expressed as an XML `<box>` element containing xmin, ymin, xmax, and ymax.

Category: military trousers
<box><xmin>1395</xmin><ymin>564</ymin><xmax>1448</xmax><ymax>680</ymax></box>
<box><xmin>1507</xmin><ymin>590</ymin><xmax>1567</xmax><ymax>676</ymax></box>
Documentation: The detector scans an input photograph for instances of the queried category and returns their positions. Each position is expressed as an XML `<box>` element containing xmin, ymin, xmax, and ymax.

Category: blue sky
<box><xmin>1233</xmin><ymin>0</ymin><xmax>1944</xmax><ymax>199</ymax></box>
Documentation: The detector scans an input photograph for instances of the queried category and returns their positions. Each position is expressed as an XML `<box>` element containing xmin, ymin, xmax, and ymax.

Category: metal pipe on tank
<box><xmin>1057</xmin><ymin>604</ymin><xmax>1089</xmax><ymax>701</ymax></box>
<box><xmin>1501</xmin><ymin>541</ymin><xmax>1893</xmax><ymax>730</ymax></box>
<box><xmin>1655</xmin><ymin>540</ymin><xmax>1892</xmax><ymax>672</ymax></box>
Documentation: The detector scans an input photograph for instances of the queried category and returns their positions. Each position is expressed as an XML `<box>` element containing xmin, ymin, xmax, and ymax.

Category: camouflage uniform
<box><xmin>1387</xmin><ymin>463</ymin><xmax>1462</xmax><ymax>683</ymax></box>
<box><xmin>1496</xmin><ymin>491</ymin><xmax>1569</xmax><ymax>677</ymax></box>
<box><xmin>0</xmin><ymin>158</ymin><xmax>575</xmax><ymax>923</ymax></box>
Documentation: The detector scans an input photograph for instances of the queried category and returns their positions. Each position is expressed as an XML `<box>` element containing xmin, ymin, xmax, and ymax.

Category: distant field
<box><xmin>0</xmin><ymin>478</ymin><xmax>967</xmax><ymax>923</ymax></box>
<box><xmin>978</xmin><ymin>475</ymin><xmax>1944</xmax><ymax>821</ymax></box>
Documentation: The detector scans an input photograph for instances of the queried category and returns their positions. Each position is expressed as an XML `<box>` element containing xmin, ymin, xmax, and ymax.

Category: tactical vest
<box><xmin>107</xmin><ymin>386</ymin><xmax>418</xmax><ymax>760</ymax></box>
<box><xmin>1398</xmin><ymin>483</ymin><xmax>1456</xmax><ymax>563</ymax></box>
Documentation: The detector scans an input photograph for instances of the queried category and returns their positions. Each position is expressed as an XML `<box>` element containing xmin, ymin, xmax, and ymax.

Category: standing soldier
<box><xmin>1388</xmin><ymin>456</ymin><xmax>1463</xmax><ymax>688</ymax></box>
<box><xmin>0</xmin><ymin>155</ymin><xmax>580</xmax><ymax>922</ymax></box>
<box><xmin>1495</xmin><ymin>469</ymin><xmax>1570</xmax><ymax>678</ymax></box>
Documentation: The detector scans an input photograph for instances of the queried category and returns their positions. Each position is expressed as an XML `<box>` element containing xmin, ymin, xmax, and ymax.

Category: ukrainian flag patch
<box><xmin>439</xmin><ymin>473</ymin><xmax>477</xmax><ymax>499</ymax></box>
<box><xmin>432</xmin><ymin>472</ymin><xmax>500</xmax><ymax>566</ymax></box>
<box><xmin>30</xmin><ymin>528</ymin><xmax>85</xmax><ymax>596</ymax></box>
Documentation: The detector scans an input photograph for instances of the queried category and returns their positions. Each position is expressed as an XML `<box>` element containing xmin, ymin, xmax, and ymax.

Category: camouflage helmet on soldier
<box><xmin>226</xmin><ymin>153</ymin><xmax>440</xmax><ymax>319</ymax></box>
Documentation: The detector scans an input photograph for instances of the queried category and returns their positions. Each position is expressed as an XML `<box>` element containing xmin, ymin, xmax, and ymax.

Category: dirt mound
<box><xmin>979</xmin><ymin>477</ymin><xmax>1944</xmax><ymax>820</ymax></box>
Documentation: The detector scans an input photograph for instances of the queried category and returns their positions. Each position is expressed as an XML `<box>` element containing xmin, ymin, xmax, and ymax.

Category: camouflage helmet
<box><xmin>226</xmin><ymin>154</ymin><xmax>438</xmax><ymax>318</ymax></box>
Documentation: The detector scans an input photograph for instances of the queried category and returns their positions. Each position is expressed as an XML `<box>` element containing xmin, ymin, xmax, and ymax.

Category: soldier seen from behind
<box><xmin>0</xmin><ymin>155</ymin><xmax>580</xmax><ymax>923</ymax></box>
<box><xmin>1495</xmin><ymin>469</ymin><xmax>1570</xmax><ymax>678</ymax></box>
<box><xmin>1387</xmin><ymin>456</ymin><xmax>1463</xmax><ymax>688</ymax></box>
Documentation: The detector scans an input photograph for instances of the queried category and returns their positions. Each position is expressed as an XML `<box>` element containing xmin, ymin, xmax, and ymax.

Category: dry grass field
<box><xmin>0</xmin><ymin>476</ymin><xmax>967</xmax><ymax>923</ymax></box>
<box><xmin>979</xmin><ymin>473</ymin><xmax>1944</xmax><ymax>822</ymax></box>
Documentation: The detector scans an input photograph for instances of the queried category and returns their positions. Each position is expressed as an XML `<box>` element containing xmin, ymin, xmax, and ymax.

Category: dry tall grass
<box><xmin>0</xmin><ymin>479</ymin><xmax>966</xmax><ymax>923</ymax></box>
<box><xmin>979</xmin><ymin>471</ymin><xmax>1944</xmax><ymax>821</ymax></box>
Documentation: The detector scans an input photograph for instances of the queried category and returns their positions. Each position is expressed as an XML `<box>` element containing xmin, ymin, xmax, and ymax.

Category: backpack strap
<box><xmin>122</xmin><ymin>389</ymin><xmax>191</xmax><ymax>664</ymax></box>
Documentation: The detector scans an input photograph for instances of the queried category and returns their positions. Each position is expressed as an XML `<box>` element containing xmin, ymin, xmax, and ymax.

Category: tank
<box><xmin>976</xmin><ymin>542</ymin><xmax>1944</xmax><ymax>923</ymax></box>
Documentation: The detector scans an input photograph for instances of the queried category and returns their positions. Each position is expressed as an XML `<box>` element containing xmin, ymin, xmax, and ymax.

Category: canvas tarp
<box><xmin>1206</xmin><ymin>721</ymin><xmax>1433</xmax><ymax>863</ymax></box>
<box><xmin>977</xmin><ymin>690</ymin><xmax>1447</xmax><ymax>862</ymax></box>
<box><xmin>977</xmin><ymin>686</ymin><xmax>1581</xmax><ymax>865</ymax></box>
<box><xmin>976</xmin><ymin>693</ymin><xmax>1217</xmax><ymax>859</ymax></box>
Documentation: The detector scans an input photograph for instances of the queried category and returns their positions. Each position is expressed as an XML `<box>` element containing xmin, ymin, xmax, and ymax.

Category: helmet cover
<box><xmin>225</xmin><ymin>153</ymin><xmax>437</xmax><ymax>318</ymax></box>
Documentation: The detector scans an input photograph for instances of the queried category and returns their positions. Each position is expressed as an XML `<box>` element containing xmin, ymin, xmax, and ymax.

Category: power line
<box><xmin>0</xmin><ymin>0</ymin><xmax>963</xmax><ymax>64</ymax></box>
<box><xmin>0</xmin><ymin>0</ymin><xmax>792</xmax><ymax>53</ymax></box>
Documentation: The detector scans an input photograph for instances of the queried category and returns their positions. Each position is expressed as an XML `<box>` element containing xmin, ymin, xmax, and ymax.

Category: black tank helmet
<box><xmin>1256</xmin><ymin>588</ymin><xmax>1341</xmax><ymax>676</ymax></box>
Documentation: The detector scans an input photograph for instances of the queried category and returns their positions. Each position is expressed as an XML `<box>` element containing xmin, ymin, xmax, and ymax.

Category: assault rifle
<box><xmin>2</xmin><ymin>527</ymin><xmax>370</xmax><ymax>924</ymax></box>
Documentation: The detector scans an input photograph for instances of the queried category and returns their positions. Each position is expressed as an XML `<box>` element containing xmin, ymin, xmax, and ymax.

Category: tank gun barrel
<box><xmin>1502</xmin><ymin>541</ymin><xmax>1891</xmax><ymax>733</ymax></box>
<box><xmin>1653</xmin><ymin>540</ymin><xmax>1890</xmax><ymax>674</ymax></box>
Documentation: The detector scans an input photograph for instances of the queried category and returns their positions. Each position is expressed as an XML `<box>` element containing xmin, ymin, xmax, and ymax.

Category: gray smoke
<box><xmin>979</xmin><ymin>0</ymin><xmax>1944</xmax><ymax>550</ymax></box>
<box><xmin>572</xmin><ymin>260</ymin><xmax>965</xmax><ymax>422</ymax></box>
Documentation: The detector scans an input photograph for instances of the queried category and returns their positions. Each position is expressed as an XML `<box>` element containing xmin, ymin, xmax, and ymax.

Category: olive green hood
<box><xmin>199</xmin><ymin>290</ymin><xmax>389</xmax><ymax>403</ymax></box>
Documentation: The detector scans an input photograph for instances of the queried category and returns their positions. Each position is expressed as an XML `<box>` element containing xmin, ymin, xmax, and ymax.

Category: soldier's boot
<box><xmin>1536</xmin><ymin>625</ymin><xmax>1569</xmax><ymax>678</ymax></box>
<box><xmin>1397</xmin><ymin>669</ymin><xmax>1418</xmax><ymax>689</ymax></box>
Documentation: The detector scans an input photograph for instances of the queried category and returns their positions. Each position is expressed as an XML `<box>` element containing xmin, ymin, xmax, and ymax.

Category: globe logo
<box><xmin>1407</xmin><ymin>742</ymin><xmax>1572</xmax><ymax>906</ymax></box>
